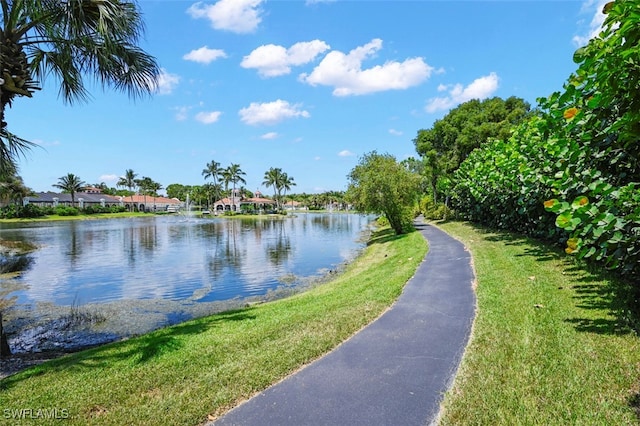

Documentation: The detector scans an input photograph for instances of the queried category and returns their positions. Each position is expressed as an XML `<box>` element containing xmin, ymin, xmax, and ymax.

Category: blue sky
<box><xmin>11</xmin><ymin>0</ymin><xmax>607</xmax><ymax>195</ymax></box>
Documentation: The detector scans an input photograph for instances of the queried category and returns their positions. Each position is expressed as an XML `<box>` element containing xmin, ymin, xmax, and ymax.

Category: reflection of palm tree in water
<box><xmin>66</xmin><ymin>221</ymin><xmax>82</xmax><ymax>269</ymax></box>
<box><xmin>267</xmin><ymin>220</ymin><xmax>291</xmax><ymax>266</ymax></box>
<box><xmin>223</xmin><ymin>220</ymin><xmax>243</xmax><ymax>271</ymax></box>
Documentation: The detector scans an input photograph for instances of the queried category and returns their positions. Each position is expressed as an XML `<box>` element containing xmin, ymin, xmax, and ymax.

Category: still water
<box><xmin>0</xmin><ymin>213</ymin><xmax>373</xmax><ymax>351</ymax></box>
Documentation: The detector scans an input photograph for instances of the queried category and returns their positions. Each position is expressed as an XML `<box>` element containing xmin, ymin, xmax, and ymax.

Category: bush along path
<box><xmin>211</xmin><ymin>219</ymin><xmax>476</xmax><ymax>426</ymax></box>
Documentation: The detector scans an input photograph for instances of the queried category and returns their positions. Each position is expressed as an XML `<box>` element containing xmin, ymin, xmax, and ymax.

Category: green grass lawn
<box><xmin>0</xmin><ymin>227</ymin><xmax>426</xmax><ymax>425</ymax></box>
<box><xmin>438</xmin><ymin>221</ymin><xmax>640</xmax><ymax>425</ymax></box>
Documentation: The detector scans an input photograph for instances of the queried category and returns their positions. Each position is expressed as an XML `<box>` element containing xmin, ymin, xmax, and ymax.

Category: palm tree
<box><xmin>135</xmin><ymin>176</ymin><xmax>153</xmax><ymax>212</ymax></box>
<box><xmin>52</xmin><ymin>173</ymin><xmax>85</xmax><ymax>207</ymax></box>
<box><xmin>117</xmin><ymin>169</ymin><xmax>138</xmax><ymax>194</ymax></box>
<box><xmin>225</xmin><ymin>164</ymin><xmax>246</xmax><ymax>211</ymax></box>
<box><xmin>202</xmin><ymin>161</ymin><xmax>222</xmax><ymax>186</ymax></box>
<box><xmin>202</xmin><ymin>160</ymin><xmax>223</xmax><ymax>207</ymax></box>
<box><xmin>281</xmin><ymin>173</ymin><xmax>296</xmax><ymax>209</ymax></box>
<box><xmin>117</xmin><ymin>169</ymin><xmax>137</xmax><ymax>211</ymax></box>
<box><xmin>0</xmin><ymin>173</ymin><xmax>30</xmax><ymax>206</ymax></box>
<box><xmin>148</xmin><ymin>180</ymin><xmax>163</xmax><ymax>197</ymax></box>
<box><xmin>263</xmin><ymin>167</ymin><xmax>284</xmax><ymax>210</ymax></box>
<box><xmin>0</xmin><ymin>0</ymin><xmax>160</xmax><ymax>176</ymax></box>
<box><xmin>202</xmin><ymin>182</ymin><xmax>221</xmax><ymax>210</ymax></box>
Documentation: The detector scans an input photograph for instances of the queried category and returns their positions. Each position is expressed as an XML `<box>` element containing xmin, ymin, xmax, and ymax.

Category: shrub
<box><xmin>0</xmin><ymin>204</ymin><xmax>48</xmax><ymax>219</ymax></box>
<box><xmin>419</xmin><ymin>195</ymin><xmax>453</xmax><ymax>221</ymax></box>
<box><xmin>55</xmin><ymin>206</ymin><xmax>79</xmax><ymax>216</ymax></box>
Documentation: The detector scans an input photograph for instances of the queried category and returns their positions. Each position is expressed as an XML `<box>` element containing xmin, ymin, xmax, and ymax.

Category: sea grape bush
<box><xmin>452</xmin><ymin>0</ymin><xmax>640</xmax><ymax>278</ymax></box>
<box><xmin>544</xmin><ymin>187</ymin><xmax>639</xmax><ymax>275</ymax></box>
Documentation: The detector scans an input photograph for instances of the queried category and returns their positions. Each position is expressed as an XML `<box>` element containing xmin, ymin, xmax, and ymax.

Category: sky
<box><xmin>10</xmin><ymin>0</ymin><xmax>608</xmax><ymax>196</ymax></box>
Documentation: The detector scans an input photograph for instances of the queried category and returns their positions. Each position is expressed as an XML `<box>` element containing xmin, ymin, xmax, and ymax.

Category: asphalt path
<box><xmin>210</xmin><ymin>220</ymin><xmax>476</xmax><ymax>426</ymax></box>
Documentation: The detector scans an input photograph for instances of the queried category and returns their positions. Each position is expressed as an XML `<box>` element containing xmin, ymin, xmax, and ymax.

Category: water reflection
<box><xmin>0</xmin><ymin>214</ymin><xmax>371</xmax><ymax>308</ymax></box>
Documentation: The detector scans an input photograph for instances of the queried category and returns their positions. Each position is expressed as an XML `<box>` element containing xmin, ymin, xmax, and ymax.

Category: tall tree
<box><xmin>202</xmin><ymin>160</ymin><xmax>222</xmax><ymax>187</ymax></box>
<box><xmin>0</xmin><ymin>0</ymin><xmax>160</xmax><ymax>175</ymax></box>
<box><xmin>263</xmin><ymin>167</ymin><xmax>286</xmax><ymax>210</ymax></box>
<box><xmin>346</xmin><ymin>152</ymin><xmax>421</xmax><ymax>235</ymax></box>
<box><xmin>225</xmin><ymin>163</ymin><xmax>246</xmax><ymax>208</ymax></box>
<box><xmin>52</xmin><ymin>173</ymin><xmax>85</xmax><ymax>207</ymax></box>
<box><xmin>148</xmin><ymin>180</ymin><xmax>162</xmax><ymax>197</ymax></box>
<box><xmin>202</xmin><ymin>182</ymin><xmax>222</xmax><ymax>210</ymax></box>
<box><xmin>135</xmin><ymin>176</ymin><xmax>159</xmax><ymax>211</ymax></box>
<box><xmin>117</xmin><ymin>169</ymin><xmax>138</xmax><ymax>210</ymax></box>
<box><xmin>202</xmin><ymin>160</ymin><xmax>223</xmax><ymax>207</ymax></box>
<box><xmin>413</xmin><ymin>96</ymin><xmax>531</xmax><ymax>202</ymax></box>
<box><xmin>281</xmin><ymin>173</ymin><xmax>296</xmax><ymax>208</ymax></box>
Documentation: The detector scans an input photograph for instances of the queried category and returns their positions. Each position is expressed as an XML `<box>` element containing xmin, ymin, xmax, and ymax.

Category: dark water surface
<box><xmin>0</xmin><ymin>213</ymin><xmax>372</xmax><ymax>352</ymax></box>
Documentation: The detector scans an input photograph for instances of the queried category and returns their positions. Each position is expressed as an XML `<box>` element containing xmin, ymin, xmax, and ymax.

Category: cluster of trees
<box><xmin>263</xmin><ymin>167</ymin><xmax>295</xmax><ymax>210</ymax></box>
<box><xmin>449</xmin><ymin>1</ymin><xmax>639</xmax><ymax>278</ymax></box>
<box><xmin>200</xmin><ymin>161</ymin><xmax>247</xmax><ymax>209</ymax></box>
<box><xmin>414</xmin><ymin>97</ymin><xmax>532</xmax><ymax>203</ymax></box>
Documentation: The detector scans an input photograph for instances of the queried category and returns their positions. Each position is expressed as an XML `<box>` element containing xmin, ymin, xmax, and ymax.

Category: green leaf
<box><xmin>543</xmin><ymin>198</ymin><xmax>559</xmax><ymax>212</ymax></box>
<box><xmin>583</xmin><ymin>246</ymin><xmax>597</xmax><ymax>258</ymax></box>
<box><xmin>571</xmin><ymin>196</ymin><xmax>589</xmax><ymax>209</ymax></box>
<box><xmin>587</xmin><ymin>94</ymin><xmax>602</xmax><ymax>109</ymax></box>
<box><xmin>608</xmin><ymin>231</ymin><xmax>623</xmax><ymax>244</ymax></box>
<box><xmin>556</xmin><ymin>212</ymin><xmax>574</xmax><ymax>229</ymax></box>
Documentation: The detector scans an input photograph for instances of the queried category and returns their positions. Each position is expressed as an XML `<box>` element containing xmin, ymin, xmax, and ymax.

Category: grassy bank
<box><xmin>0</xmin><ymin>227</ymin><xmax>426</xmax><ymax>425</ymax></box>
<box><xmin>438</xmin><ymin>221</ymin><xmax>640</xmax><ymax>425</ymax></box>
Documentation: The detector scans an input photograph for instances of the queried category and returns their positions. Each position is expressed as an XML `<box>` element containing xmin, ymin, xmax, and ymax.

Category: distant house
<box><xmin>24</xmin><ymin>190</ymin><xmax>183</xmax><ymax>213</ymax></box>
<box><xmin>118</xmin><ymin>195</ymin><xmax>183</xmax><ymax>213</ymax></box>
<box><xmin>283</xmin><ymin>200</ymin><xmax>307</xmax><ymax>211</ymax></box>
<box><xmin>81</xmin><ymin>186</ymin><xmax>103</xmax><ymax>194</ymax></box>
<box><xmin>212</xmin><ymin>190</ymin><xmax>275</xmax><ymax>213</ymax></box>
<box><xmin>25</xmin><ymin>192</ymin><xmax>122</xmax><ymax>208</ymax></box>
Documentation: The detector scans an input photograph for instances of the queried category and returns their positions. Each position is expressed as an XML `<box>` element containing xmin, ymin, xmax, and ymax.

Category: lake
<box><xmin>0</xmin><ymin>213</ymin><xmax>374</xmax><ymax>352</ymax></box>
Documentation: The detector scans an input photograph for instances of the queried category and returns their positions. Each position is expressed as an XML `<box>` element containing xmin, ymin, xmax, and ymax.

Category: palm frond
<box><xmin>25</xmin><ymin>0</ymin><xmax>159</xmax><ymax>103</ymax></box>
<box><xmin>0</xmin><ymin>128</ymin><xmax>37</xmax><ymax>177</ymax></box>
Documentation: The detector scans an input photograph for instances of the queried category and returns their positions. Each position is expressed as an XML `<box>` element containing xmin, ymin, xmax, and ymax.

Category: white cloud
<box><xmin>183</xmin><ymin>46</ymin><xmax>227</xmax><ymax>64</ymax></box>
<box><xmin>99</xmin><ymin>174</ymin><xmax>119</xmax><ymax>183</ymax></box>
<box><xmin>572</xmin><ymin>0</ymin><xmax>608</xmax><ymax>47</ymax></box>
<box><xmin>155</xmin><ymin>68</ymin><xmax>180</xmax><ymax>95</ymax></box>
<box><xmin>187</xmin><ymin>0</ymin><xmax>263</xmax><ymax>34</ymax></box>
<box><xmin>425</xmin><ymin>72</ymin><xmax>499</xmax><ymax>113</ymax></box>
<box><xmin>389</xmin><ymin>129</ymin><xmax>403</xmax><ymax>136</ymax></box>
<box><xmin>173</xmin><ymin>106</ymin><xmax>190</xmax><ymax>121</ymax></box>
<box><xmin>195</xmin><ymin>111</ymin><xmax>222</xmax><ymax>124</ymax></box>
<box><xmin>300</xmin><ymin>38</ymin><xmax>433</xmax><ymax>96</ymax></box>
<box><xmin>241</xmin><ymin>40</ymin><xmax>330</xmax><ymax>77</ymax></box>
<box><xmin>239</xmin><ymin>99</ymin><xmax>310</xmax><ymax>126</ymax></box>
<box><xmin>261</xmin><ymin>132</ymin><xmax>279</xmax><ymax>140</ymax></box>
<box><xmin>338</xmin><ymin>150</ymin><xmax>355</xmax><ymax>157</ymax></box>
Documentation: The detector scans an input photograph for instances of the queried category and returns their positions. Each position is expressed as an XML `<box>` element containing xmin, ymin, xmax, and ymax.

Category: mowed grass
<box><xmin>0</xmin><ymin>227</ymin><xmax>427</xmax><ymax>426</ymax></box>
<box><xmin>438</xmin><ymin>221</ymin><xmax>640</xmax><ymax>425</ymax></box>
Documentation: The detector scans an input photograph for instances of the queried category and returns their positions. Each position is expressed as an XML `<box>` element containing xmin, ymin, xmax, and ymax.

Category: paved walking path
<box><xmin>211</xmin><ymin>220</ymin><xmax>476</xmax><ymax>426</ymax></box>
